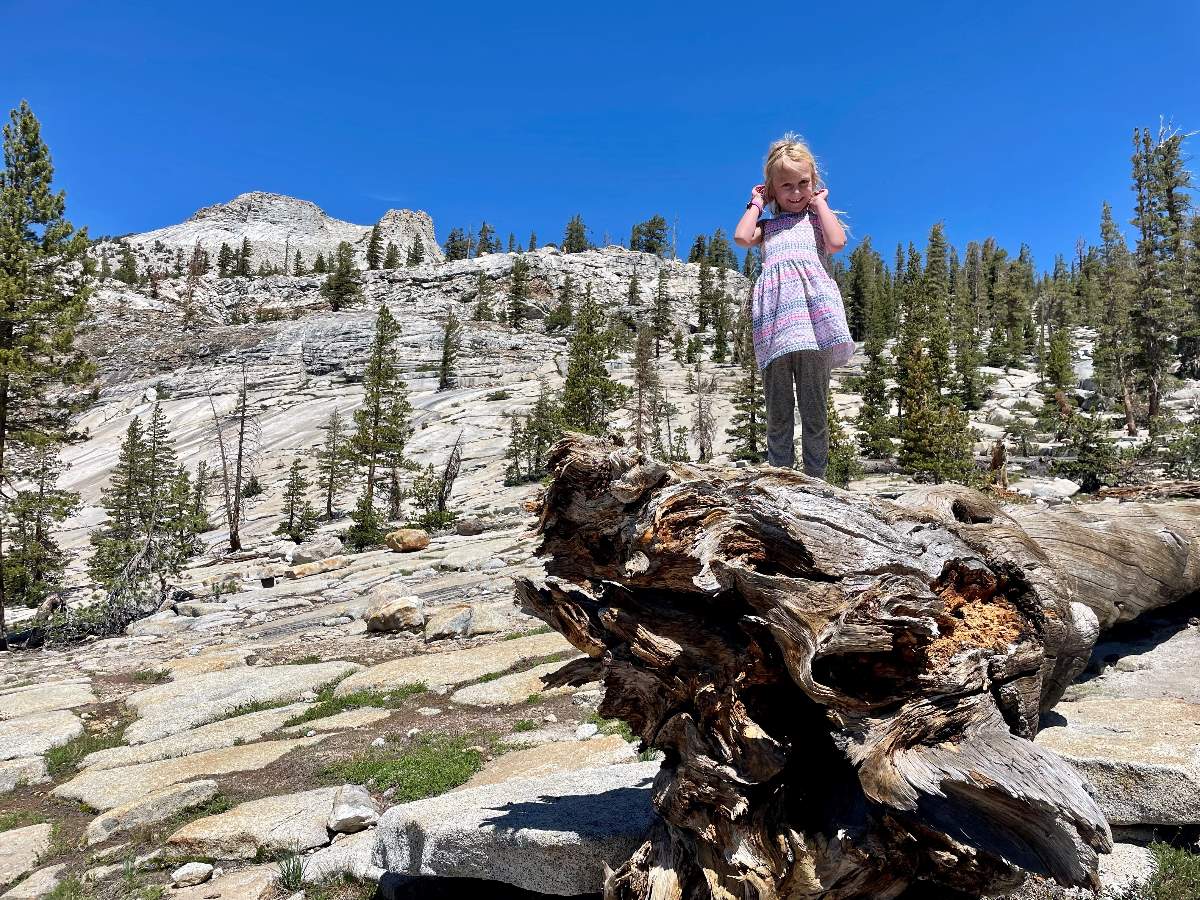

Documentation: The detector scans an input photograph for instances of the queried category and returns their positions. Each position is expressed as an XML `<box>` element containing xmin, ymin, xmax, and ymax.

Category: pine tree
<box><xmin>627</xmin><ymin>273</ymin><xmax>641</xmax><ymax>306</ymax></box>
<box><xmin>846</xmin><ymin>238</ymin><xmax>882</xmax><ymax>341</ymax></box>
<box><xmin>691</xmin><ymin>361</ymin><xmax>718</xmax><ymax>462</ymax></box>
<box><xmin>706</xmin><ymin>229</ymin><xmax>737</xmax><ymax>271</ymax></box>
<box><xmin>172</xmin><ymin>247</ymin><xmax>185</xmax><ymax>277</ymax></box>
<box><xmin>293</xmin><ymin>250</ymin><xmax>306</xmax><ymax>275</ymax></box>
<box><xmin>0</xmin><ymin>101</ymin><xmax>92</xmax><ymax>646</ymax></box>
<box><xmin>630</xmin><ymin>216</ymin><xmax>668</xmax><ymax>256</ymax></box>
<box><xmin>235</xmin><ymin>237</ymin><xmax>253</xmax><ymax>277</ymax></box>
<box><xmin>561</xmin><ymin>285</ymin><xmax>627</xmax><ymax>434</ymax></box>
<box><xmin>652</xmin><ymin>269</ymin><xmax>671</xmax><ymax>358</ymax></box>
<box><xmin>99</xmin><ymin>249</ymin><xmax>112</xmax><ymax>281</ymax></box>
<box><xmin>528</xmin><ymin>231</ymin><xmax>537</xmax><ymax>252</ymax></box>
<box><xmin>892</xmin><ymin>244</ymin><xmax>925</xmax><ymax>432</ymax></box>
<box><xmin>314</xmin><ymin>409</ymin><xmax>351</xmax><ymax>519</ymax></box>
<box><xmin>545</xmin><ymin>273</ymin><xmax>574</xmax><ymax>331</ymax></box>
<box><xmin>476</xmin><ymin>222</ymin><xmax>497</xmax><ymax>256</ymax></box>
<box><xmin>563</xmin><ymin>215</ymin><xmax>589</xmax><ymax>253</ymax></box>
<box><xmin>321</xmin><ymin>241</ymin><xmax>362</xmax><ymax>311</ymax></box>
<box><xmin>348</xmin><ymin>305</ymin><xmax>412</xmax><ymax>547</ymax></box>
<box><xmin>366</xmin><ymin>224</ymin><xmax>383</xmax><ymax>270</ymax></box>
<box><xmin>508</xmin><ymin>255</ymin><xmax>530</xmax><ymax>327</ymax></box>
<box><xmin>631</xmin><ymin>324</ymin><xmax>660</xmax><ymax>452</ymax></box>
<box><xmin>922</xmin><ymin>223</ymin><xmax>953</xmax><ymax>396</ymax></box>
<box><xmin>727</xmin><ymin>322</ymin><xmax>767</xmax><ymax>461</ymax></box>
<box><xmin>1043</xmin><ymin>256</ymin><xmax>1075</xmax><ymax>392</ymax></box>
<box><xmin>696</xmin><ymin>256</ymin><xmax>713</xmax><ymax>330</ymax></box>
<box><xmin>115</xmin><ymin>243</ymin><xmax>139</xmax><ymax>285</ymax></box>
<box><xmin>688</xmin><ymin>234</ymin><xmax>707</xmax><ymax>263</ymax></box>
<box><xmin>825</xmin><ymin>394</ymin><xmax>863</xmax><ymax>487</ymax></box>
<box><xmin>406</xmin><ymin>238</ymin><xmax>425</xmax><ymax>267</ymax></box>
<box><xmin>276</xmin><ymin>459</ymin><xmax>319</xmax><ymax>542</ymax></box>
<box><xmin>313</xmin><ymin>251</ymin><xmax>327</xmax><ymax>274</ymax></box>
<box><xmin>1094</xmin><ymin>202</ymin><xmax>1140</xmax><ymax>435</ymax></box>
<box><xmin>438</xmin><ymin>305</ymin><xmax>462</xmax><ymax>390</ymax></box>
<box><xmin>507</xmin><ymin>233</ymin><xmax>517</xmax><ymax>253</ymax></box>
<box><xmin>2</xmin><ymin>438</ymin><xmax>78</xmax><ymax>607</ymax></box>
<box><xmin>444</xmin><ymin>228</ymin><xmax>470</xmax><ymax>261</ymax></box>
<box><xmin>382</xmin><ymin>242</ymin><xmax>400</xmax><ymax>269</ymax></box>
<box><xmin>472</xmin><ymin>273</ymin><xmax>495</xmax><ymax>321</ymax></box>
<box><xmin>217</xmin><ymin>242</ymin><xmax>233</xmax><ymax>277</ymax></box>
<box><xmin>742</xmin><ymin>245</ymin><xmax>761</xmax><ymax>281</ymax></box>
<box><xmin>857</xmin><ymin>282</ymin><xmax>894</xmax><ymax>457</ymax></box>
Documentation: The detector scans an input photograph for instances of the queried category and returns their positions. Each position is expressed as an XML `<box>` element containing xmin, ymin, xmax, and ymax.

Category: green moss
<box><xmin>323</xmin><ymin>733</ymin><xmax>488</xmax><ymax>802</ymax></box>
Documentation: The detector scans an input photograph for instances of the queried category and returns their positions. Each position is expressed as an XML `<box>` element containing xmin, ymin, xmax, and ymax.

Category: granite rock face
<box><xmin>372</xmin><ymin>762</ymin><xmax>659</xmax><ymax>895</ymax></box>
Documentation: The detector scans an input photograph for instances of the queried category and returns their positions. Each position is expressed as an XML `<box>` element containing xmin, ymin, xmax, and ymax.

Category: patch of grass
<box><xmin>513</xmin><ymin>719</ymin><xmax>538</xmax><ymax>732</ymax></box>
<box><xmin>278</xmin><ymin>853</ymin><xmax>306</xmax><ymax>890</ymax></box>
<box><xmin>306</xmin><ymin>874</ymin><xmax>378</xmax><ymax>900</ymax></box>
<box><xmin>43</xmin><ymin>878</ymin><xmax>87</xmax><ymax>900</ymax></box>
<box><xmin>323</xmin><ymin>733</ymin><xmax>488</xmax><ymax>802</ymax></box>
<box><xmin>0</xmin><ymin>810</ymin><xmax>48</xmax><ymax>831</ymax></box>
<box><xmin>287</xmin><ymin>654</ymin><xmax>322</xmax><ymax>665</ymax></box>
<box><xmin>218</xmin><ymin>698</ymin><xmax>295</xmax><ymax>720</ymax></box>
<box><xmin>282</xmin><ymin>682</ymin><xmax>427</xmax><ymax>729</ymax></box>
<box><xmin>46</xmin><ymin>724</ymin><xmax>127</xmax><ymax>778</ymax></box>
<box><xmin>586</xmin><ymin>711</ymin><xmax>637</xmax><ymax>744</ymax></box>
<box><xmin>151</xmin><ymin>794</ymin><xmax>234</xmax><ymax>843</ymax></box>
<box><xmin>1135</xmin><ymin>842</ymin><xmax>1200</xmax><ymax>900</ymax></box>
<box><xmin>130</xmin><ymin>668</ymin><xmax>170</xmax><ymax>684</ymax></box>
<box><xmin>524</xmin><ymin>693</ymin><xmax>543</xmax><ymax>705</ymax></box>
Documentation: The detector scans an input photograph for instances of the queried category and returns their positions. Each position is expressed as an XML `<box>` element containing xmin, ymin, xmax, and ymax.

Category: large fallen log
<box><xmin>513</xmin><ymin>435</ymin><xmax>1200</xmax><ymax>900</ymax></box>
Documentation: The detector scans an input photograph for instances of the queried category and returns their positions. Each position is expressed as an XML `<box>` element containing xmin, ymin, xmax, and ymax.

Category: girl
<box><xmin>734</xmin><ymin>133</ymin><xmax>855</xmax><ymax>478</ymax></box>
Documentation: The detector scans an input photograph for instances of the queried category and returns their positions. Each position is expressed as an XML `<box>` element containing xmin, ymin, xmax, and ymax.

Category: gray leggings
<box><xmin>763</xmin><ymin>349</ymin><xmax>832</xmax><ymax>476</ymax></box>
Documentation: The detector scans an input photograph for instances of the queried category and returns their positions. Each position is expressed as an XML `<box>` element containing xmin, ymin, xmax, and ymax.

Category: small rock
<box><xmin>465</xmin><ymin>604</ymin><xmax>508</xmax><ymax>637</ymax></box>
<box><xmin>172</xmin><ymin>861</ymin><xmax>214</xmax><ymax>886</ymax></box>
<box><xmin>455</xmin><ymin>517</ymin><xmax>485</xmax><ymax>536</ymax></box>
<box><xmin>386</xmin><ymin>529</ymin><xmax>430</xmax><ymax>553</ymax></box>
<box><xmin>424</xmin><ymin>605</ymin><xmax>472</xmax><ymax>641</ymax></box>
<box><xmin>371</xmin><ymin>737</ymin><xmax>386</xmax><ymax>748</ymax></box>
<box><xmin>406</xmin><ymin>728</ymin><xmax>421</xmax><ymax>739</ymax></box>
<box><xmin>328</xmin><ymin>784</ymin><xmax>380</xmax><ymax>834</ymax></box>
<box><xmin>417</xmin><ymin>707</ymin><xmax>442</xmax><ymax>717</ymax></box>
<box><xmin>575</xmin><ymin>723</ymin><xmax>599</xmax><ymax>739</ymax></box>
<box><xmin>483</xmin><ymin>558</ymin><xmax>506</xmax><ymax>571</ymax></box>
<box><xmin>543</xmin><ymin>714</ymin><xmax>557</xmax><ymax>723</ymax></box>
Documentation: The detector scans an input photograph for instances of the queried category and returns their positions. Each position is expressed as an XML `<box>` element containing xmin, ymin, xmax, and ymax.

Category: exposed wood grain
<box><xmin>514</xmin><ymin>436</ymin><xmax>1200</xmax><ymax>900</ymax></box>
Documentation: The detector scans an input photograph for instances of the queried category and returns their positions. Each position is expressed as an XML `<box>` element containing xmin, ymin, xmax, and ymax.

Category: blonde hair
<box><xmin>762</xmin><ymin>132</ymin><xmax>849</xmax><ymax>232</ymax></box>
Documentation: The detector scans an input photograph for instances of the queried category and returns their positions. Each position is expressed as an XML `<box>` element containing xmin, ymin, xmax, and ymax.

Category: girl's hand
<box><xmin>749</xmin><ymin>184</ymin><xmax>768</xmax><ymax>206</ymax></box>
<box><xmin>810</xmin><ymin>188</ymin><xmax>830</xmax><ymax>208</ymax></box>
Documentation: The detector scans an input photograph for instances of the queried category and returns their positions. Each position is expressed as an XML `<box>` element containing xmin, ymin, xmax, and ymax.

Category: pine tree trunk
<box><xmin>514</xmin><ymin>435</ymin><xmax>1200</xmax><ymax>900</ymax></box>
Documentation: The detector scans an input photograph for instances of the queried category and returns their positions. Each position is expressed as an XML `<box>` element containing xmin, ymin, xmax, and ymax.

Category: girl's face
<box><xmin>770</xmin><ymin>160</ymin><xmax>815</xmax><ymax>213</ymax></box>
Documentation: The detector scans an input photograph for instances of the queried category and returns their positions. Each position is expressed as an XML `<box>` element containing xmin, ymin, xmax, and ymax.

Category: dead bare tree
<box><xmin>515</xmin><ymin>435</ymin><xmax>1200</xmax><ymax>899</ymax></box>
<box><xmin>207</xmin><ymin>366</ymin><xmax>259</xmax><ymax>552</ymax></box>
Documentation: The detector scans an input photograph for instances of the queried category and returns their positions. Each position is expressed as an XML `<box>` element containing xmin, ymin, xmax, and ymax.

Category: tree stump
<box><xmin>514</xmin><ymin>435</ymin><xmax>1200</xmax><ymax>900</ymax></box>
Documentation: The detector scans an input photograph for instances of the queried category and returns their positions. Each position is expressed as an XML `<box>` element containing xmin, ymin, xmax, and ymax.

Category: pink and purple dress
<box><xmin>751</xmin><ymin>207</ymin><xmax>855</xmax><ymax>371</ymax></box>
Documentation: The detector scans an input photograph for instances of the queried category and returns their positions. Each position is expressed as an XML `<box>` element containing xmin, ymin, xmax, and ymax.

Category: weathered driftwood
<box><xmin>515</xmin><ymin>435</ymin><xmax>1200</xmax><ymax>900</ymax></box>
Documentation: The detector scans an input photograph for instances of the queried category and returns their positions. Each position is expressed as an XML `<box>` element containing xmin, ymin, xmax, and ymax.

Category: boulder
<box><xmin>386</xmin><ymin>529</ymin><xmax>430</xmax><ymax>553</ymax></box>
<box><xmin>364</xmin><ymin>587</ymin><xmax>424</xmax><ymax>633</ymax></box>
<box><xmin>170</xmin><ymin>864</ymin><xmax>277</xmax><ymax>900</ymax></box>
<box><xmin>461</xmin><ymin>736</ymin><xmax>637</xmax><ymax>790</ymax></box>
<box><xmin>0</xmin><ymin>710</ymin><xmax>83</xmax><ymax>761</ymax></box>
<box><xmin>372</xmin><ymin>762</ymin><xmax>659</xmax><ymax>896</ymax></box>
<box><xmin>0</xmin><ymin>758</ymin><xmax>48</xmax><ymax>794</ymax></box>
<box><xmin>450</xmin><ymin>660</ymin><xmax>583</xmax><ymax>708</ymax></box>
<box><xmin>465</xmin><ymin>604</ymin><xmax>509</xmax><ymax>638</ymax></box>
<box><xmin>291</xmin><ymin>534</ymin><xmax>343</xmax><ymax>565</ymax></box>
<box><xmin>1</xmin><ymin>864</ymin><xmax>65</xmax><ymax>898</ymax></box>
<box><xmin>424</xmin><ymin>605</ymin><xmax>472</xmax><ymax>641</ymax></box>
<box><xmin>328</xmin><ymin>784</ymin><xmax>379</xmax><ymax>834</ymax></box>
<box><xmin>1006</xmin><ymin>842</ymin><xmax>1156</xmax><ymax>899</ymax></box>
<box><xmin>287</xmin><ymin>557</ymin><xmax>349</xmax><ymax>578</ymax></box>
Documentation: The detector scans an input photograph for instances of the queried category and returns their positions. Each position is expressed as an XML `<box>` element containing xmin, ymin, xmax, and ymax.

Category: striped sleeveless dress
<box><xmin>750</xmin><ymin>208</ymin><xmax>855</xmax><ymax>371</ymax></box>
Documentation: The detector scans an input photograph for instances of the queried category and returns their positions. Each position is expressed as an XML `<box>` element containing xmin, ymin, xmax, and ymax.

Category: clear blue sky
<box><xmin>6</xmin><ymin>0</ymin><xmax>1198</xmax><ymax>274</ymax></box>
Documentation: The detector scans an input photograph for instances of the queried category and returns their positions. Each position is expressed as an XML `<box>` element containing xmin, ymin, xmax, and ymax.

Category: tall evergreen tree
<box><xmin>476</xmin><ymin>222</ymin><xmax>498</xmax><ymax>256</ymax></box>
<box><xmin>688</xmin><ymin>234</ymin><xmax>707</xmax><ymax>263</ymax></box>
<box><xmin>235</xmin><ymin>237</ymin><xmax>253</xmax><ymax>277</ymax></box>
<box><xmin>312</xmin><ymin>251</ymin><xmax>327</xmax><ymax>273</ymax></box>
<box><xmin>444</xmin><ymin>228</ymin><xmax>470</xmax><ymax>261</ymax></box>
<box><xmin>545</xmin><ymin>273</ymin><xmax>574</xmax><ymax>331</ymax></box>
<box><xmin>631</xmin><ymin>324</ymin><xmax>660</xmax><ymax>452</ymax></box>
<box><xmin>276</xmin><ymin>459</ymin><xmax>318</xmax><ymax>542</ymax></box>
<box><xmin>216</xmin><ymin>242</ymin><xmax>233</xmax><ymax>277</ymax></box>
<box><xmin>438</xmin><ymin>305</ymin><xmax>462</xmax><ymax>391</ymax></box>
<box><xmin>406</xmin><ymin>238</ymin><xmax>425</xmax><ymax>267</ymax></box>
<box><xmin>3</xmin><ymin>438</ymin><xmax>78</xmax><ymax>607</ymax></box>
<box><xmin>825</xmin><ymin>394</ymin><xmax>863</xmax><ymax>487</ymax></box>
<box><xmin>652</xmin><ymin>269</ymin><xmax>671</xmax><ymax>358</ymax></box>
<box><xmin>348</xmin><ymin>306</ymin><xmax>412</xmax><ymax>547</ymax></box>
<box><xmin>528</xmin><ymin>231</ymin><xmax>537</xmax><ymax>252</ymax></box>
<box><xmin>321</xmin><ymin>241</ymin><xmax>362</xmax><ymax>311</ymax></box>
<box><xmin>314</xmin><ymin>409</ymin><xmax>351</xmax><ymax>519</ymax></box>
<box><xmin>630</xmin><ymin>216</ymin><xmax>669</xmax><ymax>256</ymax></box>
<box><xmin>561</xmin><ymin>285</ymin><xmax>626</xmax><ymax>434</ymax></box>
<box><xmin>1094</xmin><ymin>202</ymin><xmax>1139</xmax><ymax>435</ymax></box>
<box><xmin>382</xmin><ymin>242</ymin><xmax>400</xmax><ymax>269</ymax></box>
<box><xmin>563</xmin><ymin>215</ymin><xmax>589</xmax><ymax>253</ymax></box>
<box><xmin>922</xmin><ymin>223</ymin><xmax>953</xmax><ymax>396</ymax></box>
<box><xmin>115</xmin><ymin>243</ymin><xmax>139</xmax><ymax>285</ymax></box>
<box><xmin>706</xmin><ymin>228</ymin><xmax>737</xmax><ymax>271</ymax></box>
<box><xmin>0</xmin><ymin>101</ymin><xmax>92</xmax><ymax>647</ymax></box>
<box><xmin>726</xmin><ymin>320</ymin><xmax>767</xmax><ymax>461</ymax></box>
<box><xmin>508</xmin><ymin>255</ymin><xmax>530</xmax><ymax>326</ymax></box>
<box><xmin>366</xmin><ymin>224</ymin><xmax>383</xmax><ymax>270</ymax></box>
<box><xmin>472</xmin><ymin>273</ymin><xmax>495</xmax><ymax>322</ymax></box>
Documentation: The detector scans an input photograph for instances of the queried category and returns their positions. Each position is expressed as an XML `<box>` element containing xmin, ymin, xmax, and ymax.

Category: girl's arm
<box><xmin>734</xmin><ymin>184</ymin><xmax>766</xmax><ymax>248</ymax></box>
<box><xmin>809</xmin><ymin>189</ymin><xmax>846</xmax><ymax>253</ymax></box>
